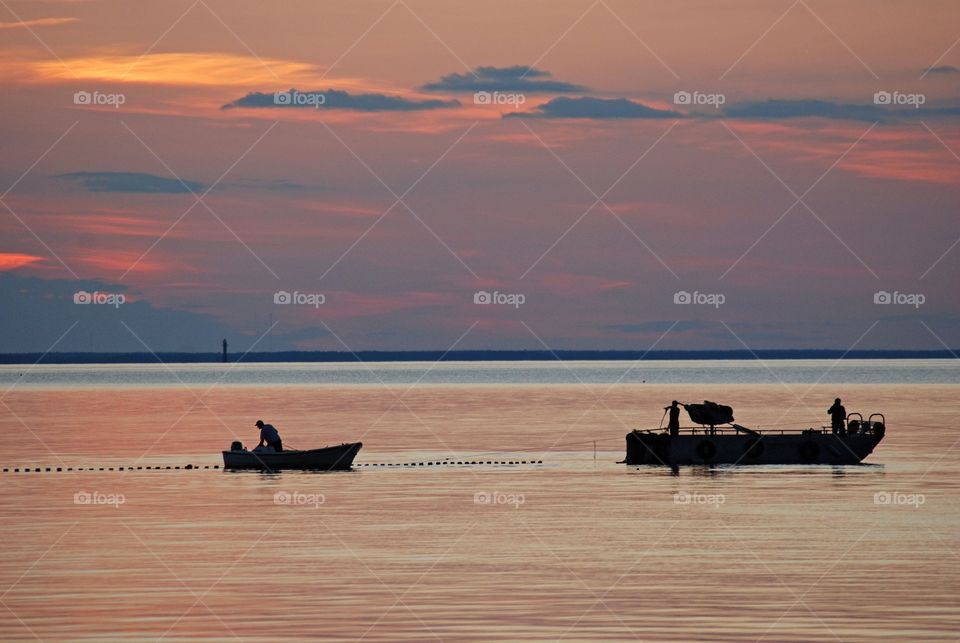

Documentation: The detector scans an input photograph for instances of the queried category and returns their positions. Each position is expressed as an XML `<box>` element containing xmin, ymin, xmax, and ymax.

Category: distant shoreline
<box><xmin>0</xmin><ymin>350</ymin><xmax>957</xmax><ymax>365</ymax></box>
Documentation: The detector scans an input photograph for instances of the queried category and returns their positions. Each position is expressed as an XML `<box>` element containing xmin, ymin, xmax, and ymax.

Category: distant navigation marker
<box><xmin>222</xmin><ymin>338</ymin><xmax>228</xmax><ymax>363</ymax></box>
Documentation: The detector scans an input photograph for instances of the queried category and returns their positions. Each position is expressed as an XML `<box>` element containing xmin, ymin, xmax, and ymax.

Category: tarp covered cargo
<box><xmin>684</xmin><ymin>401</ymin><xmax>734</xmax><ymax>426</ymax></box>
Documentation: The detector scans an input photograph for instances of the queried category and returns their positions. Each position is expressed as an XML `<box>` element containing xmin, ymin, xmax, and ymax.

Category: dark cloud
<box><xmin>221</xmin><ymin>88</ymin><xmax>459</xmax><ymax>111</ymax></box>
<box><xmin>606</xmin><ymin>320</ymin><xmax>713</xmax><ymax>334</ymax></box>
<box><xmin>924</xmin><ymin>65</ymin><xmax>959</xmax><ymax>74</ymax></box>
<box><xmin>422</xmin><ymin>66</ymin><xmax>586</xmax><ymax>93</ymax></box>
<box><xmin>721</xmin><ymin>99</ymin><xmax>960</xmax><ymax>122</ymax></box>
<box><xmin>0</xmin><ymin>273</ymin><xmax>231</xmax><ymax>353</ymax></box>
<box><xmin>53</xmin><ymin>171</ymin><xmax>203</xmax><ymax>194</ymax></box>
<box><xmin>722</xmin><ymin>99</ymin><xmax>882</xmax><ymax>121</ymax></box>
<box><xmin>227</xmin><ymin>178</ymin><xmax>305</xmax><ymax>191</ymax></box>
<box><xmin>506</xmin><ymin>96</ymin><xmax>681</xmax><ymax>119</ymax></box>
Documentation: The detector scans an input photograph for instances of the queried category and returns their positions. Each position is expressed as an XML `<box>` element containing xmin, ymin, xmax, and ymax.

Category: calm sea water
<box><xmin>0</xmin><ymin>360</ymin><xmax>957</xmax><ymax>641</ymax></box>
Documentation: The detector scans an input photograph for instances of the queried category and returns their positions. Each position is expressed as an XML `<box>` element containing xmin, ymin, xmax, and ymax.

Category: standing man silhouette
<box><xmin>666</xmin><ymin>400</ymin><xmax>681</xmax><ymax>436</ymax></box>
<box><xmin>828</xmin><ymin>398</ymin><xmax>846</xmax><ymax>435</ymax></box>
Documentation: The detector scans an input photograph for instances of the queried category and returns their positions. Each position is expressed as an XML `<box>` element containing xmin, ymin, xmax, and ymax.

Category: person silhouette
<box><xmin>255</xmin><ymin>420</ymin><xmax>283</xmax><ymax>451</ymax></box>
<box><xmin>828</xmin><ymin>398</ymin><xmax>846</xmax><ymax>435</ymax></box>
<box><xmin>666</xmin><ymin>400</ymin><xmax>681</xmax><ymax>436</ymax></box>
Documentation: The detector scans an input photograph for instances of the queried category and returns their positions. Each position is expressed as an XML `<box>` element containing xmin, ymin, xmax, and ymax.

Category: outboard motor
<box><xmin>231</xmin><ymin>441</ymin><xmax>244</xmax><ymax>451</ymax></box>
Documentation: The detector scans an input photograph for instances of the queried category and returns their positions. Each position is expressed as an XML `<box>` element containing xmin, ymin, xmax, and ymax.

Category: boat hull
<box><xmin>625</xmin><ymin>431</ymin><xmax>881</xmax><ymax>466</ymax></box>
<box><xmin>222</xmin><ymin>442</ymin><xmax>362</xmax><ymax>470</ymax></box>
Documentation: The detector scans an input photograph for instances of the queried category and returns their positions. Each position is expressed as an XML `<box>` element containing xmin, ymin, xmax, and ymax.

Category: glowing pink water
<box><xmin>0</xmin><ymin>363</ymin><xmax>957</xmax><ymax>641</ymax></box>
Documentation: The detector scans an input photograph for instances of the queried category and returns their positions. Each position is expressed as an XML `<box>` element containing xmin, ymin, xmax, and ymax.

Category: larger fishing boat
<box><xmin>624</xmin><ymin>401</ymin><xmax>884</xmax><ymax>465</ymax></box>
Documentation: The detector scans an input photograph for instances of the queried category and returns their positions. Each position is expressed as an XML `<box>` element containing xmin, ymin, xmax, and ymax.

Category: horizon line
<box><xmin>0</xmin><ymin>348</ymin><xmax>957</xmax><ymax>365</ymax></box>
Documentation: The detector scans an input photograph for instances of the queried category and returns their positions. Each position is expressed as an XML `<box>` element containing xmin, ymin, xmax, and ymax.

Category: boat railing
<box><xmin>640</xmin><ymin>422</ymin><xmax>885</xmax><ymax>436</ymax></box>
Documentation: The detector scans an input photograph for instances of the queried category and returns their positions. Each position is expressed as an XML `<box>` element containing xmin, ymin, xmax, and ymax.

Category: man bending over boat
<box><xmin>255</xmin><ymin>420</ymin><xmax>283</xmax><ymax>452</ymax></box>
<box><xmin>828</xmin><ymin>399</ymin><xmax>846</xmax><ymax>435</ymax></box>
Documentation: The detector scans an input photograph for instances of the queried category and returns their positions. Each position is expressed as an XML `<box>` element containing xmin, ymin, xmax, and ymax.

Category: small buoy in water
<box><xmin>185</xmin><ymin>464</ymin><xmax>193</xmax><ymax>469</ymax></box>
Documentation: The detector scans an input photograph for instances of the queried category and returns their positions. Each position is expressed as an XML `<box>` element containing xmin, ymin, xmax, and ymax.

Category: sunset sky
<box><xmin>1</xmin><ymin>0</ymin><xmax>958</xmax><ymax>353</ymax></box>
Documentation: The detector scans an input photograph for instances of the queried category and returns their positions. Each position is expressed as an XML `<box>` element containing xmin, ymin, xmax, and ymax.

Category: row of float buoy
<box><xmin>1</xmin><ymin>460</ymin><xmax>543</xmax><ymax>472</ymax></box>
<box><xmin>2</xmin><ymin>465</ymin><xmax>216</xmax><ymax>472</ymax></box>
<box><xmin>356</xmin><ymin>460</ymin><xmax>543</xmax><ymax>467</ymax></box>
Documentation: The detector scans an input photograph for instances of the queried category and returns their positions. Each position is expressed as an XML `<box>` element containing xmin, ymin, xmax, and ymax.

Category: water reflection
<box><xmin>0</xmin><ymin>378</ymin><xmax>956</xmax><ymax>640</ymax></box>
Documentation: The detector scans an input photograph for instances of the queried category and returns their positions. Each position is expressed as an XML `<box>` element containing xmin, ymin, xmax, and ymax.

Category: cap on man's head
<box><xmin>672</xmin><ymin>400</ymin><xmax>679</xmax><ymax>406</ymax></box>
<box><xmin>255</xmin><ymin>420</ymin><xmax>264</xmax><ymax>428</ymax></box>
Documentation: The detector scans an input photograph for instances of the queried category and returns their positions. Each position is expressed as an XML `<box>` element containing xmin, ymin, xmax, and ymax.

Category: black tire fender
<box><xmin>696</xmin><ymin>439</ymin><xmax>718</xmax><ymax>461</ymax></box>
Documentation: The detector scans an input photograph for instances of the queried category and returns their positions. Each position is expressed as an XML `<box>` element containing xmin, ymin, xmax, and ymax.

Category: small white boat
<box><xmin>222</xmin><ymin>442</ymin><xmax>362</xmax><ymax>470</ymax></box>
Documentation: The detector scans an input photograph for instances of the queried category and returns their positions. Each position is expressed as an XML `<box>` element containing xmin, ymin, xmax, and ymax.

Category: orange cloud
<box><xmin>51</xmin><ymin>213</ymin><xmax>181</xmax><ymax>239</ymax></box>
<box><xmin>0</xmin><ymin>252</ymin><xmax>43</xmax><ymax>271</ymax></box>
<box><xmin>718</xmin><ymin>120</ymin><xmax>960</xmax><ymax>186</ymax></box>
<box><xmin>29</xmin><ymin>52</ymin><xmax>323</xmax><ymax>86</ymax></box>
<box><xmin>533</xmin><ymin>272</ymin><xmax>633</xmax><ymax>296</ymax></box>
<box><xmin>0</xmin><ymin>17</ymin><xmax>77</xmax><ymax>30</ymax></box>
<box><xmin>79</xmin><ymin>252</ymin><xmax>176</xmax><ymax>275</ymax></box>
